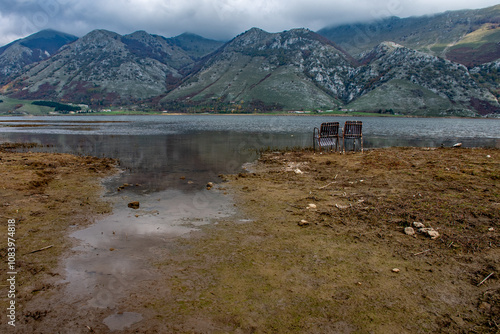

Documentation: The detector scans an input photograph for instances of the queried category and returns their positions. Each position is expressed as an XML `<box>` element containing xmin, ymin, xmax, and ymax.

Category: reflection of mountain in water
<box><xmin>2</xmin><ymin>116</ymin><xmax>499</xmax><ymax>193</ymax></box>
<box><xmin>2</xmin><ymin>131</ymin><xmax>303</xmax><ymax>193</ymax></box>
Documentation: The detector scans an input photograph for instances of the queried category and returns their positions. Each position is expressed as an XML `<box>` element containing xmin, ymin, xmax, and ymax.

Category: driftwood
<box><xmin>477</xmin><ymin>272</ymin><xmax>495</xmax><ymax>287</ymax></box>
<box><xmin>413</xmin><ymin>249</ymin><xmax>431</xmax><ymax>256</ymax></box>
<box><xmin>27</xmin><ymin>245</ymin><xmax>53</xmax><ymax>254</ymax></box>
<box><xmin>286</xmin><ymin>202</ymin><xmax>303</xmax><ymax>210</ymax></box>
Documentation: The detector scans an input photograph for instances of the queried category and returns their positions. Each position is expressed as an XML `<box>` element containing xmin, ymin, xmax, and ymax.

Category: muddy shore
<box><xmin>1</xmin><ymin>145</ymin><xmax>499</xmax><ymax>333</ymax></box>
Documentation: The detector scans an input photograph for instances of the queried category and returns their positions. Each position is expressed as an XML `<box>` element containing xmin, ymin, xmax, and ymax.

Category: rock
<box><xmin>404</xmin><ymin>227</ymin><xmax>415</xmax><ymax>236</ymax></box>
<box><xmin>413</xmin><ymin>222</ymin><xmax>425</xmax><ymax>228</ymax></box>
<box><xmin>298</xmin><ymin>220</ymin><xmax>310</xmax><ymax>226</ymax></box>
<box><xmin>427</xmin><ymin>230</ymin><xmax>440</xmax><ymax>240</ymax></box>
<box><xmin>453</xmin><ymin>143</ymin><xmax>462</xmax><ymax>148</ymax></box>
<box><xmin>418</xmin><ymin>227</ymin><xmax>440</xmax><ymax>239</ymax></box>
<box><xmin>488</xmin><ymin>227</ymin><xmax>495</xmax><ymax>232</ymax></box>
<box><xmin>392</xmin><ymin>268</ymin><xmax>400</xmax><ymax>273</ymax></box>
<box><xmin>307</xmin><ymin>203</ymin><xmax>317</xmax><ymax>209</ymax></box>
<box><xmin>294</xmin><ymin>168</ymin><xmax>303</xmax><ymax>174</ymax></box>
<box><xmin>117</xmin><ymin>183</ymin><xmax>131</xmax><ymax>191</ymax></box>
<box><xmin>206</xmin><ymin>182</ymin><xmax>214</xmax><ymax>189</ymax></box>
<box><xmin>128</xmin><ymin>201</ymin><xmax>140</xmax><ymax>209</ymax></box>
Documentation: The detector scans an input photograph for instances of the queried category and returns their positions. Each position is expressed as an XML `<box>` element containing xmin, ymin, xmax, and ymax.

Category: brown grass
<box><xmin>0</xmin><ymin>144</ymin><xmax>117</xmax><ymax>320</ymax></box>
<box><xmin>149</xmin><ymin>147</ymin><xmax>500</xmax><ymax>333</ymax></box>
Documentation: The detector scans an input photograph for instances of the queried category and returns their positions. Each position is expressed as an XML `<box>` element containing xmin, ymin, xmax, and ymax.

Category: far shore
<box><xmin>1</xmin><ymin>111</ymin><xmax>498</xmax><ymax>119</ymax></box>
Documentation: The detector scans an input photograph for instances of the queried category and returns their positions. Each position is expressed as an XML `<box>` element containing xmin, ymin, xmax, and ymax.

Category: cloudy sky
<box><xmin>1</xmin><ymin>0</ymin><xmax>499</xmax><ymax>46</ymax></box>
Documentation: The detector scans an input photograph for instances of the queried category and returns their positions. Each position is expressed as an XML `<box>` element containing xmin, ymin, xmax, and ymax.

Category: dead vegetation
<box><xmin>148</xmin><ymin>147</ymin><xmax>500</xmax><ymax>333</ymax></box>
<box><xmin>0</xmin><ymin>143</ymin><xmax>117</xmax><ymax>329</ymax></box>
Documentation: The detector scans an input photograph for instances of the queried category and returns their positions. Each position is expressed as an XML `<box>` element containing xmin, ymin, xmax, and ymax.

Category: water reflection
<box><xmin>0</xmin><ymin>131</ymin><xmax>301</xmax><ymax>192</ymax></box>
<box><xmin>1</xmin><ymin>116</ymin><xmax>499</xmax><ymax>192</ymax></box>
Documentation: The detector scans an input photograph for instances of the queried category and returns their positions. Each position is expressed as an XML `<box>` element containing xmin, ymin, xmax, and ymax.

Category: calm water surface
<box><xmin>1</xmin><ymin>115</ymin><xmax>498</xmax><ymax>191</ymax></box>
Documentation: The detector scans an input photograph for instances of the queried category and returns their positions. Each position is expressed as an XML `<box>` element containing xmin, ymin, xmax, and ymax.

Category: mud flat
<box><xmin>0</xmin><ymin>143</ymin><xmax>118</xmax><ymax>332</ymax></box>
<box><xmin>148</xmin><ymin>147</ymin><xmax>500</xmax><ymax>333</ymax></box>
<box><xmin>1</xmin><ymin>145</ymin><xmax>499</xmax><ymax>333</ymax></box>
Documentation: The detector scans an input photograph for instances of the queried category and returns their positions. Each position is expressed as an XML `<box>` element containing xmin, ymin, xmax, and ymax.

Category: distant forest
<box><xmin>32</xmin><ymin>101</ymin><xmax>81</xmax><ymax>112</ymax></box>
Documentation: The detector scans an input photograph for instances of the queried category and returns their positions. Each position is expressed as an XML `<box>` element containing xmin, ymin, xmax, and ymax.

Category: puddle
<box><xmin>63</xmin><ymin>187</ymin><xmax>234</xmax><ymax>308</ymax></box>
<box><xmin>103</xmin><ymin>312</ymin><xmax>143</xmax><ymax>331</ymax></box>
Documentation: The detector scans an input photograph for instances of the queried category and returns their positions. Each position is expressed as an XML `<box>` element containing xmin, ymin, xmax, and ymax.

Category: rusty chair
<box><xmin>313</xmin><ymin>122</ymin><xmax>340</xmax><ymax>152</ymax></box>
<box><xmin>342</xmin><ymin>121</ymin><xmax>363</xmax><ymax>153</ymax></box>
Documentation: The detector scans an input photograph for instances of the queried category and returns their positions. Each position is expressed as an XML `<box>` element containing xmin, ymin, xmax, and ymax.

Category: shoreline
<box><xmin>0</xmin><ymin>144</ymin><xmax>118</xmax><ymax>331</ymax></box>
<box><xmin>1</xmin><ymin>111</ymin><xmax>499</xmax><ymax>119</ymax></box>
<box><xmin>1</xmin><ymin>145</ymin><xmax>499</xmax><ymax>332</ymax></box>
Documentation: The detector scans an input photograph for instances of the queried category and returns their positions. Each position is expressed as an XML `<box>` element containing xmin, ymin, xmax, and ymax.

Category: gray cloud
<box><xmin>1</xmin><ymin>0</ymin><xmax>499</xmax><ymax>45</ymax></box>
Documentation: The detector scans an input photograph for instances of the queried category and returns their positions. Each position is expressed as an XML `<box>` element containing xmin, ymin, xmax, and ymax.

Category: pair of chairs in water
<box><xmin>313</xmin><ymin>121</ymin><xmax>363</xmax><ymax>153</ymax></box>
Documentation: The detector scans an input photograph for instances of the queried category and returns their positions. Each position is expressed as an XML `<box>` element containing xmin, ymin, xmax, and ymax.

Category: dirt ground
<box><xmin>0</xmin><ymin>143</ymin><xmax>118</xmax><ymax>333</ymax></box>
<box><xmin>1</xmin><ymin>145</ymin><xmax>499</xmax><ymax>333</ymax></box>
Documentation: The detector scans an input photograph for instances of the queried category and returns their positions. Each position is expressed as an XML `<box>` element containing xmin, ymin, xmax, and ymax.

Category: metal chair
<box><xmin>313</xmin><ymin>122</ymin><xmax>340</xmax><ymax>152</ymax></box>
<box><xmin>342</xmin><ymin>121</ymin><xmax>363</xmax><ymax>153</ymax></box>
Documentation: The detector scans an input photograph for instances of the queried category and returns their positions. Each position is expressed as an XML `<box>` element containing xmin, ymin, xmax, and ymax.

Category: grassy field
<box><xmin>0</xmin><ymin>96</ymin><xmax>53</xmax><ymax>115</ymax></box>
<box><xmin>450</xmin><ymin>25</ymin><xmax>500</xmax><ymax>50</ymax></box>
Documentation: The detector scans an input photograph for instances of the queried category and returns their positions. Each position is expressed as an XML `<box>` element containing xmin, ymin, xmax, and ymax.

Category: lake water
<box><xmin>1</xmin><ymin>114</ymin><xmax>499</xmax><ymax>315</ymax></box>
<box><xmin>1</xmin><ymin>115</ymin><xmax>499</xmax><ymax>192</ymax></box>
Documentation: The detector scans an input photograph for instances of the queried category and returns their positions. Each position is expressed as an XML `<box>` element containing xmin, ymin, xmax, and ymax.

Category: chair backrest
<box><xmin>343</xmin><ymin>121</ymin><xmax>362</xmax><ymax>138</ymax></box>
<box><xmin>320</xmin><ymin>122</ymin><xmax>340</xmax><ymax>137</ymax></box>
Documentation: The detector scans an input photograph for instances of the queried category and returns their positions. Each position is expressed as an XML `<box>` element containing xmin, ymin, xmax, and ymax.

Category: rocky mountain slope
<box><xmin>161</xmin><ymin>28</ymin><xmax>355</xmax><ymax>110</ymax></box>
<box><xmin>0</xmin><ymin>29</ymin><xmax>78</xmax><ymax>84</ymax></box>
<box><xmin>161</xmin><ymin>30</ymin><xmax>499</xmax><ymax>115</ymax></box>
<box><xmin>349</xmin><ymin>42</ymin><xmax>498</xmax><ymax>115</ymax></box>
<box><xmin>3</xmin><ymin>30</ymin><xmax>223</xmax><ymax>105</ymax></box>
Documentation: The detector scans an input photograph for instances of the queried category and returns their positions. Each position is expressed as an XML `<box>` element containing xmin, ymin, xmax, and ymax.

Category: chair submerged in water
<box><xmin>342</xmin><ymin>121</ymin><xmax>363</xmax><ymax>153</ymax></box>
<box><xmin>313</xmin><ymin>122</ymin><xmax>340</xmax><ymax>152</ymax></box>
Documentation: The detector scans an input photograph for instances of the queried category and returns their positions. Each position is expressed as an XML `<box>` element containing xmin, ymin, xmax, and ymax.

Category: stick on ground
<box><xmin>27</xmin><ymin>245</ymin><xmax>54</xmax><ymax>254</ymax></box>
<box><xmin>477</xmin><ymin>272</ymin><xmax>495</xmax><ymax>287</ymax></box>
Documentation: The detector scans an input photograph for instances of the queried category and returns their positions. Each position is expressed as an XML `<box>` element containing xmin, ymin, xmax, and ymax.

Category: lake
<box><xmin>1</xmin><ymin>115</ymin><xmax>499</xmax><ymax>193</ymax></box>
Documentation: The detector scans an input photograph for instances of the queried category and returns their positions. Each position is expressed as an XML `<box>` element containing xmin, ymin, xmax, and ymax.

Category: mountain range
<box><xmin>1</xmin><ymin>4</ymin><xmax>499</xmax><ymax>116</ymax></box>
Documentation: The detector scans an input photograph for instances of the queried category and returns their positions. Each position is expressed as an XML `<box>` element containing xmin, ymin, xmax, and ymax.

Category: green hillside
<box><xmin>318</xmin><ymin>4</ymin><xmax>500</xmax><ymax>65</ymax></box>
<box><xmin>0</xmin><ymin>96</ymin><xmax>53</xmax><ymax>115</ymax></box>
<box><xmin>345</xmin><ymin>79</ymin><xmax>461</xmax><ymax>116</ymax></box>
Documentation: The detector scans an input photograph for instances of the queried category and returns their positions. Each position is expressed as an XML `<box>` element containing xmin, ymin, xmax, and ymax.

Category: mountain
<box><xmin>347</xmin><ymin>42</ymin><xmax>498</xmax><ymax>116</ymax></box>
<box><xmin>4</xmin><ymin>30</ymin><xmax>223</xmax><ymax>105</ymax></box>
<box><xmin>169</xmin><ymin>32</ymin><xmax>225</xmax><ymax>59</ymax></box>
<box><xmin>161</xmin><ymin>28</ymin><xmax>356</xmax><ymax>111</ymax></box>
<box><xmin>0</xmin><ymin>29</ymin><xmax>78</xmax><ymax>83</ymax></box>
<box><xmin>161</xmin><ymin>29</ymin><xmax>498</xmax><ymax>115</ymax></box>
<box><xmin>1</xmin><ymin>4</ymin><xmax>499</xmax><ymax>116</ymax></box>
<box><xmin>318</xmin><ymin>5</ymin><xmax>500</xmax><ymax>67</ymax></box>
